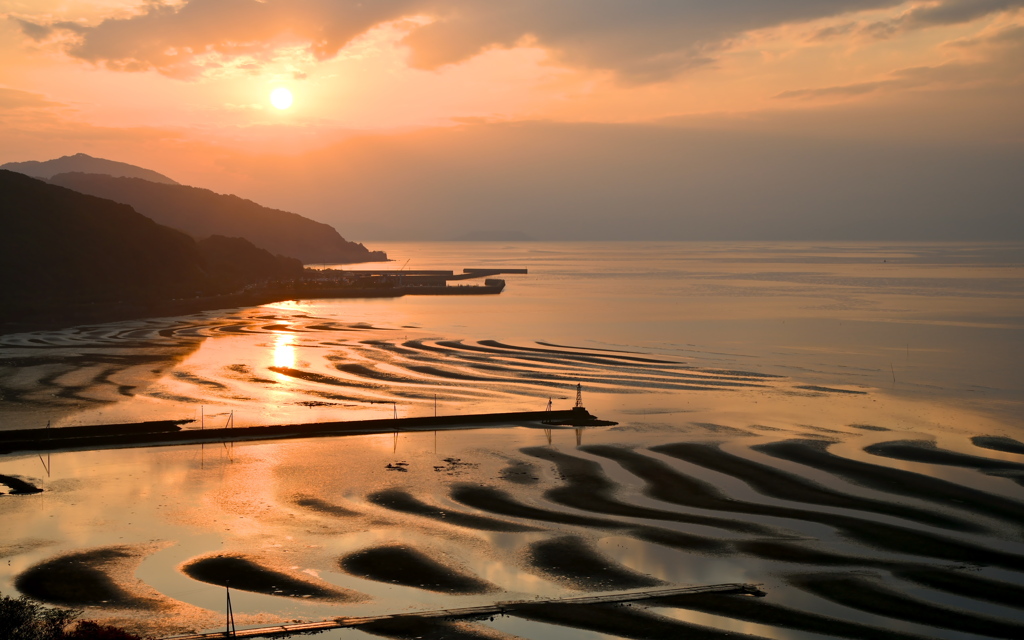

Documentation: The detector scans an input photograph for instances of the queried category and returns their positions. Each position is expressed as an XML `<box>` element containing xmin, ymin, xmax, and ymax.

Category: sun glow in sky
<box><xmin>0</xmin><ymin>1</ymin><xmax>1021</xmax><ymax>240</ymax></box>
<box><xmin>270</xmin><ymin>87</ymin><xmax>292</xmax><ymax>110</ymax></box>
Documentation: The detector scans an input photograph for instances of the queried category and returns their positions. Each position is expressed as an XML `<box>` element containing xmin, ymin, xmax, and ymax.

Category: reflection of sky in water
<box><xmin>272</xmin><ymin>333</ymin><xmax>296</xmax><ymax>370</ymax></box>
<box><xmin>2</xmin><ymin>240</ymin><xmax>1020</xmax><ymax>432</ymax></box>
<box><xmin>1</xmin><ymin>242</ymin><xmax>1022</xmax><ymax>637</ymax></box>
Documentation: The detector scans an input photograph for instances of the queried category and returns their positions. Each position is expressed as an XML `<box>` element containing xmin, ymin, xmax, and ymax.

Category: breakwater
<box><xmin>0</xmin><ymin>407</ymin><xmax>608</xmax><ymax>455</ymax></box>
<box><xmin>163</xmin><ymin>583</ymin><xmax>765</xmax><ymax>640</ymax></box>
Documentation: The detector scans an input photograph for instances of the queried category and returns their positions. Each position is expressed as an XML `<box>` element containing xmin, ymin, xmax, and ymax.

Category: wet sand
<box><xmin>3</xmin><ymin>313</ymin><xmax>1024</xmax><ymax>638</ymax></box>
<box><xmin>16</xmin><ymin>547</ymin><xmax>161</xmax><ymax>609</ymax></box>
<box><xmin>973</xmin><ymin>436</ymin><xmax>1024</xmax><ymax>455</ymax></box>
<box><xmin>525</xmin><ymin>536</ymin><xmax>666</xmax><ymax>590</ymax></box>
<box><xmin>0</xmin><ymin>474</ymin><xmax>42</xmax><ymax>495</ymax></box>
<box><xmin>651</xmin><ymin>592</ymin><xmax>934</xmax><ymax>640</ymax></box>
<box><xmin>339</xmin><ymin>545</ymin><xmax>497</xmax><ymax>594</ymax></box>
<box><xmin>523</xmin><ymin>446</ymin><xmax>771</xmax><ymax>535</ymax></box>
<box><xmin>585</xmin><ymin>445</ymin><xmax>1024</xmax><ymax>571</ymax></box>
<box><xmin>755</xmin><ymin>439</ymin><xmax>1024</xmax><ymax>525</ymax></box>
<box><xmin>182</xmin><ymin>555</ymin><xmax>356</xmax><ymax>600</ymax></box>
<box><xmin>510</xmin><ymin>600</ymin><xmax>764</xmax><ymax>640</ymax></box>
<box><xmin>358</xmin><ymin>617</ymin><xmax>510</xmax><ymax>640</ymax></box>
<box><xmin>652</xmin><ymin>442</ymin><xmax>980</xmax><ymax>531</ymax></box>
<box><xmin>792</xmin><ymin>573</ymin><xmax>1024</xmax><ymax>639</ymax></box>
<box><xmin>5</xmin><ymin>427</ymin><xmax>1024</xmax><ymax>639</ymax></box>
<box><xmin>369</xmin><ymin>488</ymin><xmax>540</xmax><ymax>532</ymax></box>
<box><xmin>865</xmin><ymin>439</ymin><xmax>1024</xmax><ymax>486</ymax></box>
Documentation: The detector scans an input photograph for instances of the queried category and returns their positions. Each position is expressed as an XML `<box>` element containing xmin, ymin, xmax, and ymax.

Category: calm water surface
<box><xmin>1</xmin><ymin>241</ymin><xmax>1022</xmax><ymax>639</ymax></box>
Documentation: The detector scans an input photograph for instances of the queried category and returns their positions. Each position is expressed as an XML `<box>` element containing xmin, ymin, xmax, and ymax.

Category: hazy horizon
<box><xmin>2</xmin><ymin>1</ymin><xmax>1022</xmax><ymax>242</ymax></box>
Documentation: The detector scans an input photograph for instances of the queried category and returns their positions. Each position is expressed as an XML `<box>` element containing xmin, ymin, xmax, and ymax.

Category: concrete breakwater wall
<box><xmin>0</xmin><ymin>408</ymin><xmax>604</xmax><ymax>455</ymax></box>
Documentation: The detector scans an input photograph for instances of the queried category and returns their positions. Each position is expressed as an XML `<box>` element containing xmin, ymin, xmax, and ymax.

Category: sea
<box><xmin>1</xmin><ymin>241</ymin><xmax>1022</xmax><ymax>639</ymax></box>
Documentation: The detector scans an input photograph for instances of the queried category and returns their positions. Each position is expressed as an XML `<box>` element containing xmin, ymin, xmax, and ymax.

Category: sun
<box><xmin>270</xmin><ymin>87</ymin><xmax>293</xmax><ymax>110</ymax></box>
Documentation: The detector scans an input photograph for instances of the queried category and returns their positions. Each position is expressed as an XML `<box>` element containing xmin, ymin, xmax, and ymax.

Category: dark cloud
<box><xmin>901</xmin><ymin>0</ymin><xmax>1024</xmax><ymax>27</ymax></box>
<box><xmin>949</xmin><ymin>22</ymin><xmax>1024</xmax><ymax>47</ymax></box>
<box><xmin>866</xmin><ymin>0</ymin><xmax>1024</xmax><ymax>37</ymax></box>
<box><xmin>18</xmin><ymin>0</ymin><xmax>911</xmax><ymax>81</ymax></box>
<box><xmin>13</xmin><ymin>18</ymin><xmax>53</xmax><ymax>41</ymax></box>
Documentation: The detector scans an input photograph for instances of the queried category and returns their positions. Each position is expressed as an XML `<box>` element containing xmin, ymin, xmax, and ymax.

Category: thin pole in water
<box><xmin>39</xmin><ymin>420</ymin><xmax>51</xmax><ymax>477</ymax></box>
<box><xmin>225</xmin><ymin>581</ymin><xmax>236</xmax><ymax>637</ymax></box>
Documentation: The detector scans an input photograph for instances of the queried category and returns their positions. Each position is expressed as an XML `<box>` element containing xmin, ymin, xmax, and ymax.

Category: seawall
<box><xmin>0</xmin><ymin>408</ymin><xmax>605</xmax><ymax>455</ymax></box>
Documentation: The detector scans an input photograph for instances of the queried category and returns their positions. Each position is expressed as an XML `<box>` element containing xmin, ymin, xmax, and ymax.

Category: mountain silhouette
<box><xmin>48</xmin><ymin>172</ymin><xmax>386</xmax><ymax>264</ymax></box>
<box><xmin>0</xmin><ymin>170</ymin><xmax>304</xmax><ymax>328</ymax></box>
<box><xmin>1</xmin><ymin>153</ymin><xmax>178</xmax><ymax>184</ymax></box>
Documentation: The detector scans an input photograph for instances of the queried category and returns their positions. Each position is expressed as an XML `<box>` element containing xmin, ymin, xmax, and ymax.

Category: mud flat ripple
<box><xmin>293</xmin><ymin>494</ymin><xmax>360</xmax><ymax>517</ymax></box>
<box><xmin>182</xmin><ymin>554</ymin><xmax>355</xmax><ymax>600</ymax></box>
<box><xmin>652</xmin><ymin>442</ymin><xmax>981</xmax><ymax>532</ymax></box>
<box><xmin>754</xmin><ymin>439</ymin><xmax>1024</xmax><ymax>525</ymax></box>
<box><xmin>450</xmin><ymin>482</ymin><xmax>729</xmax><ymax>554</ymax></box>
<box><xmin>525</xmin><ymin>536</ymin><xmax>666</xmax><ymax>591</ymax></box>
<box><xmin>865</xmin><ymin>439</ymin><xmax>1024</xmax><ymax>485</ymax></box>
<box><xmin>973</xmin><ymin>436</ymin><xmax>1024</xmax><ymax>455</ymax></box>
<box><xmin>16</xmin><ymin>546</ymin><xmax>159</xmax><ymax>609</ymax></box>
<box><xmin>523</xmin><ymin>446</ymin><xmax>771</xmax><ymax>535</ymax></box>
<box><xmin>792</xmin><ymin>572</ymin><xmax>1024</xmax><ymax>639</ymax></box>
<box><xmin>0</xmin><ymin>474</ymin><xmax>43</xmax><ymax>495</ymax></box>
<box><xmin>511</xmin><ymin>600</ymin><xmax>764</xmax><ymax>640</ymax></box>
<box><xmin>593</xmin><ymin>445</ymin><xmax>1024</xmax><ymax>570</ymax></box>
<box><xmin>339</xmin><ymin>545</ymin><xmax>496</xmax><ymax>594</ymax></box>
<box><xmin>368</xmin><ymin>488</ymin><xmax>540</xmax><ymax>532</ymax></box>
<box><xmin>651</xmin><ymin>592</ymin><xmax>933</xmax><ymax>640</ymax></box>
<box><xmin>357</xmin><ymin>617</ymin><xmax>506</xmax><ymax>640</ymax></box>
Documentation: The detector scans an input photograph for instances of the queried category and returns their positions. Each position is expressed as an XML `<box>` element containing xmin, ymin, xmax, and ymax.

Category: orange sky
<box><xmin>2</xmin><ymin>1</ymin><xmax>1022</xmax><ymax>240</ymax></box>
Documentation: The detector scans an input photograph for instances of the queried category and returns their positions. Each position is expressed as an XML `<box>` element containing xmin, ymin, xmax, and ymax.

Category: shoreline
<box><xmin>0</xmin><ymin>269</ymin><xmax>523</xmax><ymax>337</ymax></box>
<box><xmin>0</xmin><ymin>288</ymin><xmax>403</xmax><ymax>337</ymax></box>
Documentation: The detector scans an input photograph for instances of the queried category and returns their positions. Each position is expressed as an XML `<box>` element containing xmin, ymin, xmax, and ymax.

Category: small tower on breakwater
<box><xmin>574</xmin><ymin>383</ymin><xmax>583</xmax><ymax>409</ymax></box>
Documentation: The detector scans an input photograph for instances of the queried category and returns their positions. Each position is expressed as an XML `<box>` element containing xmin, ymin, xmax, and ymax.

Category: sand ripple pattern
<box><xmin>1</xmin><ymin>310</ymin><xmax>800</xmax><ymax>419</ymax></box>
<box><xmin>319</xmin><ymin>437</ymin><xmax>1024</xmax><ymax>638</ymax></box>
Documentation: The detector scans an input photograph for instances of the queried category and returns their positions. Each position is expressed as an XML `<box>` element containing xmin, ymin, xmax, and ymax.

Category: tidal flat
<box><xmin>1</xmin><ymin>241</ymin><xmax>1022</xmax><ymax>639</ymax></box>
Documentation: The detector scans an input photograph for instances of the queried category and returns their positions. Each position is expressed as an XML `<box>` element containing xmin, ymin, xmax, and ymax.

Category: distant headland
<box><xmin>0</xmin><ymin>159</ymin><xmax>532</xmax><ymax>335</ymax></box>
<box><xmin>0</xmin><ymin>154</ymin><xmax>390</xmax><ymax>333</ymax></box>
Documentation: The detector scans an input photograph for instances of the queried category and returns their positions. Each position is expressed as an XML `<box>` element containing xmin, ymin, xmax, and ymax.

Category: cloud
<box><xmin>776</xmin><ymin>79</ymin><xmax>902</xmax><ymax>100</ymax></box>
<box><xmin>865</xmin><ymin>0</ymin><xmax>1024</xmax><ymax>37</ymax></box>
<box><xmin>780</xmin><ymin>21</ymin><xmax>1024</xmax><ymax>101</ymax></box>
<box><xmin>0</xmin><ymin>87</ymin><xmax>60</xmax><ymax>110</ymax></box>
<box><xmin>13</xmin><ymin>18</ymin><xmax>53</xmax><ymax>41</ymax></box>
<box><xmin>17</xmin><ymin>0</ymin><xmax>914</xmax><ymax>81</ymax></box>
<box><xmin>948</xmin><ymin>22</ymin><xmax>1024</xmax><ymax>46</ymax></box>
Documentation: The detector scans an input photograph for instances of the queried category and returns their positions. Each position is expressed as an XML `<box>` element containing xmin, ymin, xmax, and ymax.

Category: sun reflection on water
<box><xmin>272</xmin><ymin>333</ymin><xmax>296</xmax><ymax>369</ymax></box>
